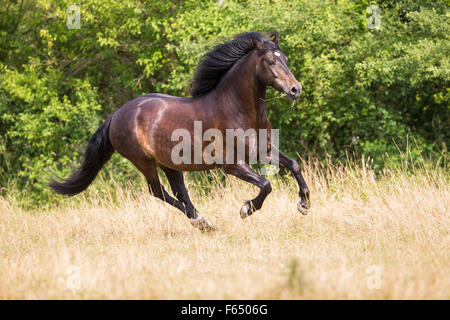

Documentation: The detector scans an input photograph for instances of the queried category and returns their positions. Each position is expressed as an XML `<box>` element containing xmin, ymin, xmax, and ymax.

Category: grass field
<box><xmin>0</xmin><ymin>158</ymin><xmax>448</xmax><ymax>299</ymax></box>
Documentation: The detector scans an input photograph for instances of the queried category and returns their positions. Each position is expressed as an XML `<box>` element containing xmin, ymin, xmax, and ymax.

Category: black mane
<box><xmin>190</xmin><ymin>32</ymin><xmax>279</xmax><ymax>97</ymax></box>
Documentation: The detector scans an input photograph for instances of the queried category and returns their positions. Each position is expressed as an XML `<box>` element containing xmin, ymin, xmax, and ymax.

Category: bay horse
<box><xmin>50</xmin><ymin>31</ymin><xmax>310</xmax><ymax>231</ymax></box>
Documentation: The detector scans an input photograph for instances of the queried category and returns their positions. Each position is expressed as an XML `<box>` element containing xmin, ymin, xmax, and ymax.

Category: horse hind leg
<box><xmin>161</xmin><ymin>166</ymin><xmax>214</xmax><ymax>232</ymax></box>
<box><xmin>134</xmin><ymin>159</ymin><xmax>213</xmax><ymax>232</ymax></box>
<box><xmin>134</xmin><ymin>159</ymin><xmax>186</xmax><ymax>213</ymax></box>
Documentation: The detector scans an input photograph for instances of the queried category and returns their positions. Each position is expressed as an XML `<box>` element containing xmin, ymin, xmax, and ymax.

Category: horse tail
<box><xmin>49</xmin><ymin>116</ymin><xmax>115</xmax><ymax>196</ymax></box>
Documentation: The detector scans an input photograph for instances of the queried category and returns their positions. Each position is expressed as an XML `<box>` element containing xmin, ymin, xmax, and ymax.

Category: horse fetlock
<box><xmin>301</xmin><ymin>187</ymin><xmax>310</xmax><ymax>197</ymax></box>
<box><xmin>190</xmin><ymin>213</ymin><xmax>204</xmax><ymax>226</ymax></box>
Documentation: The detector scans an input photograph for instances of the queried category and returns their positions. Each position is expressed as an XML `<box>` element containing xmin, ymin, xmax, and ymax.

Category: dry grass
<box><xmin>0</xmin><ymin>159</ymin><xmax>448</xmax><ymax>299</ymax></box>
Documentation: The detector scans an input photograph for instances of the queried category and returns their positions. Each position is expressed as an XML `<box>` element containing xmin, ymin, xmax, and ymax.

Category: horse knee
<box><xmin>261</xmin><ymin>180</ymin><xmax>272</xmax><ymax>195</ymax></box>
<box><xmin>301</xmin><ymin>187</ymin><xmax>310</xmax><ymax>197</ymax></box>
<box><xmin>291</xmin><ymin>160</ymin><xmax>301</xmax><ymax>175</ymax></box>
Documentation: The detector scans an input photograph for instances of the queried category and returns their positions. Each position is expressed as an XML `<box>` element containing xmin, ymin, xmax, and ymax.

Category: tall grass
<box><xmin>0</xmin><ymin>154</ymin><xmax>448</xmax><ymax>299</ymax></box>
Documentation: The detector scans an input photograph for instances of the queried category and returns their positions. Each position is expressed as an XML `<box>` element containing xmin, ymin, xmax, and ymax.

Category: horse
<box><xmin>50</xmin><ymin>31</ymin><xmax>310</xmax><ymax>231</ymax></box>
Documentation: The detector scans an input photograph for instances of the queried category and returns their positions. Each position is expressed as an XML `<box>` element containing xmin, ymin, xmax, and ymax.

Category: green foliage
<box><xmin>0</xmin><ymin>0</ymin><xmax>448</xmax><ymax>204</ymax></box>
<box><xmin>0</xmin><ymin>58</ymin><xmax>101</xmax><ymax>200</ymax></box>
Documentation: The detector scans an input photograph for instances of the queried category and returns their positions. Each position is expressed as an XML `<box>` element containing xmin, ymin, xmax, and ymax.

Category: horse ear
<box><xmin>270</xmin><ymin>31</ymin><xmax>279</xmax><ymax>45</ymax></box>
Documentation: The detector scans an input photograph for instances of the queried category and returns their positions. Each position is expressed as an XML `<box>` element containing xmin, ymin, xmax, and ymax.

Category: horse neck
<box><xmin>211</xmin><ymin>50</ymin><xmax>267</xmax><ymax>122</ymax></box>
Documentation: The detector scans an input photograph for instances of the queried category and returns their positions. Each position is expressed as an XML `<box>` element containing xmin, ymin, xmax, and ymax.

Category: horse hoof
<box><xmin>199</xmin><ymin>223</ymin><xmax>216</xmax><ymax>232</ymax></box>
<box><xmin>297</xmin><ymin>201</ymin><xmax>308</xmax><ymax>215</ymax></box>
<box><xmin>190</xmin><ymin>217</ymin><xmax>215</xmax><ymax>232</ymax></box>
<box><xmin>240</xmin><ymin>201</ymin><xmax>254</xmax><ymax>219</ymax></box>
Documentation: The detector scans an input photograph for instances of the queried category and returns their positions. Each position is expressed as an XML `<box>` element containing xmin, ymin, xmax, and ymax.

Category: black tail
<box><xmin>49</xmin><ymin>117</ymin><xmax>115</xmax><ymax>196</ymax></box>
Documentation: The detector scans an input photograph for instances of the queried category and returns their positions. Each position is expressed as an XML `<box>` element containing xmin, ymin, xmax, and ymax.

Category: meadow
<box><xmin>1</xmin><ymin>0</ymin><xmax>448</xmax><ymax>300</ymax></box>
<box><xmin>0</xmin><ymin>157</ymin><xmax>448</xmax><ymax>299</ymax></box>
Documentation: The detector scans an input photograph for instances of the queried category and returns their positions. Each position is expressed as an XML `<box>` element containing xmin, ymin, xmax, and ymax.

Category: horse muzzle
<box><xmin>286</xmin><ymin>83</ymin><xmax>302</xmax><ymax>100</ymax></box>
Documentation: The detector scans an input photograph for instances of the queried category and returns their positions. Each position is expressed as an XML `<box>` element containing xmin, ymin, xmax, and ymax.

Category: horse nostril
<box><xmin>290</xmin><ymin>86</ymin><xmax>298</xmax><ymax>94</ymax></box>
<box><xmin>290</xmin><ymin>84</ymin><xmax>302</xmax><ymax>96</ymax></box>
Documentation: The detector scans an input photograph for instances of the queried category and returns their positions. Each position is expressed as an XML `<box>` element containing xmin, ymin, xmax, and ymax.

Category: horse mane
<box><xmin>190</xmin><ymin>31</ymin><xmax>279</xmax><ymax>97</ymax></box>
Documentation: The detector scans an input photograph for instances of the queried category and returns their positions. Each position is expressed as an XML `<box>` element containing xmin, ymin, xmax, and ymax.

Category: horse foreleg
<box><xmin>224</xmin><ymin>163</ymin><xmax>272</xmax><ymax>219</ymax></box>
<box><xmin>267</xmin><ymin>147</ymin><xmax>310</xmax><ymax>214</ymax></box>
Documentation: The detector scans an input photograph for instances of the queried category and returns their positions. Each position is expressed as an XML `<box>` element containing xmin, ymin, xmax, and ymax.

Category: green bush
<box><xmin>0</xmin><ymin>59</ymin><xmax>101</xmax><ymax>201</ymax></box>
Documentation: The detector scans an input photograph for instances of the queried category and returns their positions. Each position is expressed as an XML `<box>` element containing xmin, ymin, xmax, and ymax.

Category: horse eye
<box><xmin>267</xmin><ymin>59</ymin><xmax>275</xmax><ymax>65</ymax></box>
